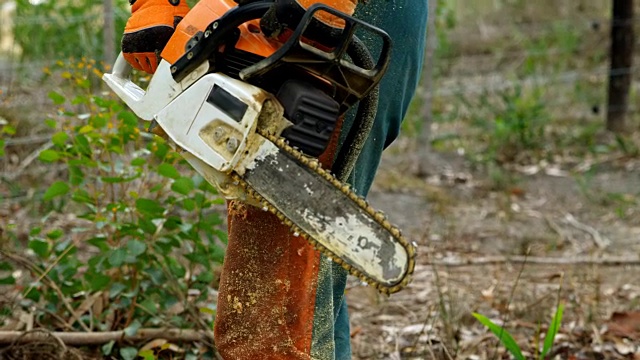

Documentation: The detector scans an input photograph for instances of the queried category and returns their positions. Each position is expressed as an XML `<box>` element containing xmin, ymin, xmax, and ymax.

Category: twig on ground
<box><xmin>0</xmin><ymin>328</ymin><xmax>213</xmax><ymax>345</ymax></box>
<box><xmin>0</xmin><ymin>250</ymin><xmax>90</xmax><ymax>332</ymax></box>
<box><xmin>3</xmin><ymin>140</ymin><xmax>53</xmax><ymax>181</ymax></box>
<box><xmin>563</xmin><ymin>213</ymin><xmax>611</xmax><ymax>249</ymax></box>
<box><xmin>543</xmin><ymin>215</ymin><xmax>578</xmax><ymax>248</ymax></box>
<box><xmin>5</xmin><ymin>135</ymin><xmax>52</xmax><ymax>146</ymax></box>
<box><xmin>427</xmin><ymin>256</ymin><xmax>640</xmax><ymax>267</ymax></box>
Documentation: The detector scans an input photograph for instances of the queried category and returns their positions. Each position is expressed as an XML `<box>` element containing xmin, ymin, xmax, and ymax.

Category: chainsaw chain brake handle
<box><xmin>170</xmin><ymin>2</ymin><xmax>392</xmax><ymax>111</ymax></box>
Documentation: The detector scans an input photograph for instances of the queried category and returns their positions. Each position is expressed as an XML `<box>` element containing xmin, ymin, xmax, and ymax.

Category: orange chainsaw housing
<box><xmin>161</xmin><ymin>0</ymin><xmax>278</xmax><ymax>65</ymax></box>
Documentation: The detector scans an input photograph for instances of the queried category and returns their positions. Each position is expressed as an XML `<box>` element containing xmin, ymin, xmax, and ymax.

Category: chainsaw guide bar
<box><xmin>235</xmin><ymin>127</ymin><xmax>417</xmax><ymax>294</ymax></box>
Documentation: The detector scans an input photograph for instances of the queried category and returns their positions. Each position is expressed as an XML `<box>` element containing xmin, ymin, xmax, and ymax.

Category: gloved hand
<box><xmin>121</xmin><ymin>0</ymin><xmax>190</xmax><ymax>74</ymax></box>
<box><xmin>260</xmin><ymin>0</ymin><xmax>357</xmax><ymax>42</ymax></box>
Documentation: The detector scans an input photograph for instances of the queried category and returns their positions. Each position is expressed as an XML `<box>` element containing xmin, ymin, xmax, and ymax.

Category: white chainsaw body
<box><xmin>103</xmin><ymin>54</ymin><xmax>277</xmax><ymax>200</ymax></box>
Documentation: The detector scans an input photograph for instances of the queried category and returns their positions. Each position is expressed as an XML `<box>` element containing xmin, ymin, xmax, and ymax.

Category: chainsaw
<box><xmin>103</xmin><ymin>0</ymin><xmax>416</xmax><ymax>294</ymax></box>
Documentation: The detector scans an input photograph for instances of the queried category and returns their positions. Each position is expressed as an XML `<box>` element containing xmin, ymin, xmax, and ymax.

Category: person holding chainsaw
<box><xmin>122</xmin><ymin>0</ymin><xmax>427</xmax><ymax>359</ymax></box>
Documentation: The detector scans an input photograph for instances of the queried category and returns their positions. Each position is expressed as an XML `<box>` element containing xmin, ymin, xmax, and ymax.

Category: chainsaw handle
<box><xmin>104</xmin><ymin>53</ymin><xmax>210</xmax><ymax>121</ymax></box>
<box><xmin>102</xmin><ymin>53</ymin><xmax>152</xmax><ymax>120</ymax></box>
<box><xmin>111</xmin><ymin>52</ymin><xmax>134</xmax><ymax>80</ymax></box>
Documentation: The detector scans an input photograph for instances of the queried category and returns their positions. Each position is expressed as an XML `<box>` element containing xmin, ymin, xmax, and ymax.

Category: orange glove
<box><xmin>297</xmin><ymin>0</ymin><xmax>357</xmax><ymax>26</ymax></box>
<box><xmin>121</xmin><ymin>0</ymin><xmax>190</xmax><ymax>74</ymax></box>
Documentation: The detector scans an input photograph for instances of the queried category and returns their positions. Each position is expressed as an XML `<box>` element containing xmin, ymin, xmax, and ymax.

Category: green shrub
<box><xmin>0</xmin><ymin>60</ymin><xmax>226</xmax><ymax>345</ymax></box>
<box><xmin>459</xmin><ymin>85</ymin><xmax>550</xmax><ymax>164</ymax></box>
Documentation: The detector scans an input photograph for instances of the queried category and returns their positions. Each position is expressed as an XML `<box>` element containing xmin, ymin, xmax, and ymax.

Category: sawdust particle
<box><xmin>232</xmin><ymin>296</ymin><xmax>243</xmax><ymax>314</ymax></box>
<box><xmin>228</xmin><ymin>200</ymin><xmax>248</xmax><ymax>219</ymax></box>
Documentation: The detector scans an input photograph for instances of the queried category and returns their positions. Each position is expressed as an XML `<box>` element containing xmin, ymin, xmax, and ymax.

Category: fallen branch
<box><xmin>427</xmin><ymin>255</ymin><xmax>640</xmax><ymax>267</ymax></box>
<box><xmin>564</xmin><ymin>213</ymin><xmax>611</xmax><ymax>249</ymax></box>
<box><xmin>5</xmin><ymin>134</ymin><xmax>52</xmax><ymax>146</ymax></box>
<box><xmin>4</xmin><ymin>140</ymin><xmax>53</xmax><ymax>181</ymax></box>
<box><xmin>0</xmin><ymin>328</ymin><xmax>213</xmax><ymax>345</ymax></box>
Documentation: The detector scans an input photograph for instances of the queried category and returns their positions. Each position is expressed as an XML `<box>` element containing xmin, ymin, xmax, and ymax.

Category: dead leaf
<box><xmin>67</xmin><ymin>291</ymin><xmax>102</xmax><ymax>328</ymax></box>
<box><xmin>613</xmin><ymin>339</ymin><xmax>635</xmax><ymax>355</ymax></box>
<box><xmin>140</xmin><ymin>338</ymin><xmax>168</xmax><ymax>352</ymax></box>
<box><xmin>350</xmin><ymin>326</ymin><xmax>362</xmax><ymax>338</ymax></box>
<box><xmin>140</xmin><ymin>339</ymin><xmax>184</xmax><ymax>354</ymax></box>
<box><xmin>605</xmin><ymin>311</ymin><xmax>640</xmax><ymax>340</ymax></box>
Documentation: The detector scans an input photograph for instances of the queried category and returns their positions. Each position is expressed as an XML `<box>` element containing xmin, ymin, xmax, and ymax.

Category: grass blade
<box><xmin>473</xmin><ymin>313</ymin><xmax>525</xmax><ymax>360</ymax></box>
<box><xmin>541</xmin><ymin>302</ymin><xmax>564</xmax><ymax>358</ymax></box>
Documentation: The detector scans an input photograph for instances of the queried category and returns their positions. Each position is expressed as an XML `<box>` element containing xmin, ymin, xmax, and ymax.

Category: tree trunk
<box><xmin>606</xmin><ymin>0</ymin><xmax>634</xmax><ymax>133</ymax></box>
<box><xmin>103</xmin><ymin>0</ymin><xmax>116</xmax><ymax>66</ymax></box>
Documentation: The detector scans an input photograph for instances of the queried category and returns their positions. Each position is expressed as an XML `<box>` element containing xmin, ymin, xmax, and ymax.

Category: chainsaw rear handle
<box><xmin>103</xmin><ymin>52</ymin><xmax>210</xmax><ymax>121</ymax></box>
<box><xmin>102</xmin><ymin>53</ymin><xmax>149</xmax><ymax>118</ymax></box>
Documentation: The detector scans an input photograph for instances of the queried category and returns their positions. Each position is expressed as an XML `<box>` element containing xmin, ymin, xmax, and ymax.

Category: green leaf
<box><xmin>126</xmin><ymin>240</ymin><xmax>146</xmax><ymax>257</ymax></box>
<box><xmin>196</xmin><ymin>271</ymin><xmax>214</xmax><ymax>283</ymax></box>
<box><xmin>116</xmin><ymin>341</ymin><xmax>136</xmax><ymax>359</ymax></box>
<box><xmin>51</xmin><ymin>132</ymin><xmax>68</xmax><ymax>146</ymax></box>
<box><xmin>24</xmin><ymin>288</ymin><xmax>41</xmax><ymax>302</ymax></box>
<box><xmin>182</xmin><ymin>198</ymin><xmax>196</xmax><ymax>211</ymax></box>
<box><xmin>108</xmin><ymin>248</ymin><xmax>126</xmax><ymax>267</ymax></box>
<box><xmin>44</xmin><ymin>118</ymin><xmax>57</xmax><ymax>129</ymax></box>
<box><xmin>118</xmin><ymin>111</ymin><xmax>139</xmax><ymax>127</ymax></box>
<box><xmin>171</xmin><ymin>177</ymin><xmax>195</xmax><ymax>195</ymax></box>
<box><xmin>74</xmin><ymin>134</ymin><xmax>91</xmax><ymax>157</ymax></box>
<box><xmin>28</xmin><ymin>239</ymin><xmax>50</xmax><ymax>258</ymax></box>
<box><xmin>87</xmin><ymin>237</ymin><xmax>109</xmax><ymax>252</ymax></box>
<box><xmin>88</xmin><ymin>273</ymin><xmax>111</xmax><ymax>291</ymax></box>
<box><xmin>71</xmin><ymin>189</ymin><xmax>93</xmax><ymax>204</ymax></box>
<box><xmin>131</xmin><ymin>158</ymin><xmax>146</xmax><ymax>167</ymax></box>
<box><xmin>135</xmin><ymin>198</ymin><xmax>165</xmax><ymax>217</ymax></box>
<box><xmin>91</xmin><ymin>115</ymin><xmax>108</xmax><ymax>128</ymax></box>
<box><xmin>541</xmin><ymin>302</ymin><xmax>564</xmax><ymax>358</ymax></box>
<box><xmin>0</xmin><ymin>275</ymin><xmax>16</xmax><ymax>285</ymax></box>
<box><xmin>39</xmin><ymin>149</ymin><xmax>60</xmax><ymax>162</ymax></box>
<box><xmin>109</xmin><ymin>282</ymin><xmax>127</xmax><ymax>298</ymax></box>
<box><xmin>92</xmin><ymin>96</ymin><xmax>111</xmax><ymax>109</ymax></box>
<box><xmin>78</xmin><ymin>125</ymin><xmax>94</xmax><ymax>134</ymax></box>
<box><xmin>167</xmin><ymin>258</ymin><xmax>186</xmax><ymax>278</ymax></box>
<box><xmin>139</xmin><ymin>298</ymin><xmax>158</xmax><ymax>315</ymax></box>
<box><xmin>199</xmin><ymin>307</ymin><xmax>216</xmax><ymax>316</ymax></box>
<box><xmin>72</xmin><ymin>95</ymin><xmax>88</xmax><ymax>105</ymax></box>
<box><xmin>157</xmin><ymin>163</ymin><xmax>180</xmax><ymax>179</ymax></box>
<box><xmin>0</xmin><ymin>261</ymin><xmax>13</xmax><ymax>271</ymax></box>
<box><xmin>101</xmin><ymin>340</ymin><xmax>115</xmax><ymax>355</ymax></box>
<box><xmin>2</xmin><ymin>125</ymin><xmax>16</xmax><ymax>135</ymax></box>
<box><xmin>43</xmin><ymin>181</ymin><xmax>70</xmax><ymax>200</ymax></box>
<box><xmin>138</xmin><ymin>349</ymin><xmax>156</xmax><ymax>360</ymax></box>
<box><xmin>138</xmin><ymin>218</ymin><xmax>157</xmax><ymax>234</ymax></box>
<box><xmin>124</xmin><ymin>319</ymin><xmax>142</xmax><ymax>337</ymax></box>
<box><xmin>472</xmin><ymin>313</ymin><xmax>525</xmax><ymax>360</ymax></box>
<box><xmin>46</xmin><ymin>229</ymin><xmax>63</xmax><ymax>240</ymax></box>
<box><xmin>68</xmin><ymin>165</ymin><xmax>84</xmax><ymax>186</ymax></box>
<box><xmin>48</xmin><ymin>91</ymin><xmax>65</xmax><ymax>105</ymax></box>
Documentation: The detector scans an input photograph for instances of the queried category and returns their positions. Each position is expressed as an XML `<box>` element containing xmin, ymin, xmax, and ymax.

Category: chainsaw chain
<box><xmin>231</xmin><ymin>129</ymin><xmax>417</xmax><ymax>295</ymax></box>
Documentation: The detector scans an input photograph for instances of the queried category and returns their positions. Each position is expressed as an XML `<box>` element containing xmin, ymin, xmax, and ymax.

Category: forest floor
<box><xmin>347</xmin><ymin>135</ymin><xmax>640</xmax><ymax>359</ymax></box>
